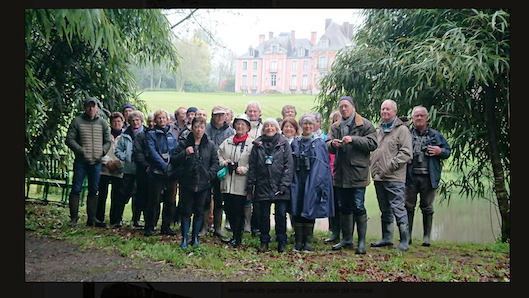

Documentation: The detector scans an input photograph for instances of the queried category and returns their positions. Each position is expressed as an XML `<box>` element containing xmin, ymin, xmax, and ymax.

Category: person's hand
<box><xmin>246</xmin><ymin>194</ymin><xmax>253</xmax><ymax>201</ymax></box>
<box><xmin>428</xmin><ymin>145</ymin><xmax>442</xmax><ymax>156</ymax></box>
<box><xmin>342</xmin><ymin>136</ymin><xmax>353</xmax><ymax>144</ymax></box>
<box><xmin>107</xmin><ymin>161</ymin><xmax>117</xmax><ymax>170</ymax></box>
<box><xmin>332</xmin><ymin>139</ymin><xmax>343</xmax><ymax>148</ymax></box>
<box><xmin>146</xmin><ymin>166</ymin><xmax>150</xmax><ymax>174</ymax></box>
<box><xmin>224</xmin><ymin>159</ymin><xmax>232</xmax><ymax>166</ymax></box>
<box><xmin>236</xmin><ymin>167</ymin><xmax>244</xmax><ymax>175</ymax></box>
<box><xmin>186</xmin><ymin>146</ymin><xmax>194</xmax><ymax>155</ymax></box>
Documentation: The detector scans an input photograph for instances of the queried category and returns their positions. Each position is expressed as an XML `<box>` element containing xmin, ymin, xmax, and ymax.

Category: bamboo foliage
<box><xmin>316</xmin><ymin>9</ymin><xmax>510</xmax><ymax>242</ymax></box>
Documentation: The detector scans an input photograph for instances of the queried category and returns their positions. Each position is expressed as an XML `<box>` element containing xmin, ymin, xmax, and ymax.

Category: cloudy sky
<box><xmin>167</xmin><ymin>8</ymin><xmax>365</xmax><ymax>56</ymax></box>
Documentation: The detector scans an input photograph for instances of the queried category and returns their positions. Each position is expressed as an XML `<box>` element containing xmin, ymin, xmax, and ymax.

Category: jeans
<box><xmin>374</xmin><ymin>181</ymin><xmax>408</xmax><ymax>225</ymax></box>
<box><xmin>71</xmin><ymin>161</ymin><xmax>102</xmax><ymax>197</ymax></box>
<box><xmin>97</xmin><ymin>174</ymin><xmax>122</xmax><ymax>222</ymax></box>
<box><xmin>258</xmin><ymin>200</ymin><xmax>288</xmax><ymax>244</ymax></box>
<box><xmin>335</xmin><ymin>187</ymin><xmax>366</xmax><ymax>216</ymax></box>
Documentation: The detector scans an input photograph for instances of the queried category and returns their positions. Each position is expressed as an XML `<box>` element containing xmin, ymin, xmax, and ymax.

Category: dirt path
<box><xmin>24</xmin><ymin>231</ymin><xmax>209</xmax><ymax>282</ymax></box>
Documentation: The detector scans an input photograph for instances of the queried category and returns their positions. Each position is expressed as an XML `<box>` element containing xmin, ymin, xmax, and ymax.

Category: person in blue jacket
<box><xmin>405</xmin><ymin>106</ymin><xmax>451</xmax><ymax>247</ymax></box>
<box><xmin>290</xmin><ymin>113</ymin><xmax>335</xmax><ymax>252</ymax></box>
<box><xmin>143</xmin><ymin>109</ymin><xmax>178</xmax><ymax>236</ymax></box>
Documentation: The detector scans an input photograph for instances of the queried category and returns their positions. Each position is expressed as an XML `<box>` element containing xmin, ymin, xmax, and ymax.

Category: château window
<box><xmin>253</xmin><ymin>61</ymin><xmax>258</xmax><ymax>71</ymax></box>
<box><xmin>243</xmin><ymin>61</ymin><xmax>247</xmax><ymax>71</ymax></box>
<box><xmin>292</xmin><ymin>61</ymin><xmax>297</xmax><ymax>71</ymax></box>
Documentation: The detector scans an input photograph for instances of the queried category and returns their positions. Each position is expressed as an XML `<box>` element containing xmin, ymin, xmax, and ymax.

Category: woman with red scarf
<box><xmin>217</xmin><ymin>114</ymin><xmax>254</xmax><ymax>248</ymax></box>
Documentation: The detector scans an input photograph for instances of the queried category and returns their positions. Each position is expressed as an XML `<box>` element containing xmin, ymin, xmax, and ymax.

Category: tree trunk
<box><xmin>483</xmin><ymin>85</ymin><xmax>510</xmax><ymax>242</ymax></box>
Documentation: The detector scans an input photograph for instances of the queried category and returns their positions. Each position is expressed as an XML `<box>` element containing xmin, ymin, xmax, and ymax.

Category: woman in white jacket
<box><xmin>217</xmin><ymin>114</ymin><xmax>254</xmax><ymax>248</ymax></box>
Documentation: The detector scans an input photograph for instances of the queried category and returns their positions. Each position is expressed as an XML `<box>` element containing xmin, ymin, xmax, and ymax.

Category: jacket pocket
<box><xmin>350</xmin><ymin>160</ymin><xmax>369</xmax><ymax>181</ymax></box>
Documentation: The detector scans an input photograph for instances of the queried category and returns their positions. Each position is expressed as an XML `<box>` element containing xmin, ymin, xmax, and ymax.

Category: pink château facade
<box><xmin>235</xmin><ymin>19</ymin><xmax>354</xmax><ymax>95</ymax></box>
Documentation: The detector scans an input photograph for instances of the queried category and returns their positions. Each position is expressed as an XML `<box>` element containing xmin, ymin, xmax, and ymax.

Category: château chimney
<box><xmin>269</xmin><ymin>31</ymin><xmax>273</xmax><ymax>39</ymax></box>
<box><xmin>259</xmin><ymin>34</ymin><xmax>265</xmax><ymax>45</ymax></box>
<box><xmin>291</xmin><ymin>30</ymin><xmax>295</xmax><ymax>47</ymax></box>
<box><xmin>325</xmin><ymin>19</ymin><xmax>331</xmax><ymax>30</ymax></box>
<box><xmin>311</xmin><ymin>31</ymin><xmax>316</xmax><ymax>46</ymax></box>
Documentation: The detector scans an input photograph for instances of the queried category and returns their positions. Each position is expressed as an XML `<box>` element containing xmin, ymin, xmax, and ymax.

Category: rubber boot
<box><xmin>180</xmin><ymin>221</ymin><xmax>190</xmax><ymax>249</ymax></box>
<box><xmin>68</xmin><ymin>194</ymin><xmax>80</xmax><ymax>227</ymax></box>
<box><xmin>355</xmin><ymin>214</ymin><xmax>368</xmax><ymax>254</ymax></box>
<box><xmin>198</xmin><ymin>210</ymin><xmax>209</xmax><ymax>237</ymax></box>
<box><xmin>230</xmin><ymin>216</ymin><xmax>243</xmax><ymax>248</ymax></box>
<box><xmin>87</xmin><ymin>196</ymin><xmax>106</xmax><ymax>227</ymax></box>
<box><xmin>302</xmin><ymin>223</ymin><xmax>314</xmax><ymax>252</ymax></box>
<box><xmin>213</xmin><ymin>209</ymin><xmax>227</xmax><ymax>237</ymax></box>
<box><xmin>332</xmin><ymin>214</ymin><xmax>354</xmax><ymax>250</ymax></box>
<box><xmin>394</xmin><ymin>223</ymin><xmax>410</xmax><ymax>251</ymax></box>
<box><xmin>292</xmin><ymin>223</ymin><xmax>304</xmax><ymax>252</ymax></box>
<box><xmin>422</xmin><ymin>213</ymin><xmax>433</xmax><ymax>247</ymax></box>
<box><xmin>243</xmin><ymin>205</ymin><xmax>252</xmax><ymax>233</ymax></box>
<box><xmin>407</xmin><ymin>209</ymin><xmax>414</xmax><ymax>245</ymax></box>
<box><xmin>258</xmin><ymin>242</ymin><xmax>268</xmax><ymax>252</ymax></box>
<box><xmin>370</xmin><ymin>221</ymin><xmax>394</xmax><ymax>247</ymax></box>
<box><xmin>324</xmin><ymin>214</ymin><xmax>340</xmax><ymax>243</ymax></box>
<box><xmin>191</xmin><ymin>220</ymin><xmax>202</xmax><ymax>246</ymax></box>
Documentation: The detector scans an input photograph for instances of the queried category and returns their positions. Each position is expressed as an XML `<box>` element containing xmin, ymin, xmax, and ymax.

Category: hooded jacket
<box><xmin>66</xmin><ymin>113</ymin><xmax>111</xmax><ymax>165</ymax></box>
<box><xmin>327</xmin><ymin>112</ymin><xmax>378</xmax><ymax>188</ymax></box>
<box><xmin>217</xmin><ymin>135</ymin><xmax>254</xmax><ymax>197</ymax></box>
<box><xmin>246</xmin><ymin>134</ymin><xmax>293</xmax><ymax>202</ymax></box>
<box><xmin>205</xmin><ymin>120</ymin><xmax>235</xmax><ymax>147</ymax></box>
<box><xmin>290</xmin><ymin>136</ymin><xmax>335</xmax><ymax>219</ymax></box>
<box><xmin>115</xmin><ymin>125</ymin><xmax>146</xmax><ymax>175</ymax></box>
<box><xmin>170</xmin><ymin>132</ymin><xmax>220</xmax><ymax>192</ymax></box>
<box><xmin>370</xmin><ymin>117</ymin><xmax>413</xmax><ymax>182</ymax></box>
<box><xmin>146</xmin><ymin>125</ymin><xmax>178</xmax><ymax>177</ymax></box>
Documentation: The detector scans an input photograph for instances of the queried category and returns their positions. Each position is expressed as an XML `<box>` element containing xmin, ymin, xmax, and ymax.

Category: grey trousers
<box><xmin>404</xmin><ymin>174</ymin><xmax>436</xmax><ymax>215</ymax></box>
<box><xmin>374</xmin><ymin>181</ymin><xmax>408</xmax><ymax>225</ymax></box>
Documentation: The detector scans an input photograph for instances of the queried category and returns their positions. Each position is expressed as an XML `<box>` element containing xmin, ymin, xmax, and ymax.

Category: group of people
<box><xmin>65</xmin><ymin>95</ymin><xmax>450</xmax><ymax>253</ymax></box>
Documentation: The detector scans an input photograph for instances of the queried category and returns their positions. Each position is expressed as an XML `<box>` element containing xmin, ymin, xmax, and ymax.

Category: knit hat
<box><xmin>298</xmin><ymin>113</ymin><xmax>316</xmax><ymax>125</ymax></box>
<box><xmin>338</xmin><ymin>96</ymin><xmax>354</xmax><ymax>106</ymax></box>
<box><xmin>123</xmin><ymin>103</ymin><xmax>135</xmax><ymax>112</ymax></box>
<box><xmin>186</xmin><ymin>106</ymin><xmax>198</xmax><ymax>114</ymax></box>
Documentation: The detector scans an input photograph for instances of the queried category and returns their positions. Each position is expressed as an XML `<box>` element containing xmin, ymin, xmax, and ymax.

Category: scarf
<box><xmin>111</xmin><ymin>128</ymin><xmax>122</xmax><ymax>138</ymax></box>
<box><xmin>133</xmin><ymin>126</ymin><xmax>144</xmax><ymax>137</ymax></box>
<box><xmin>339</xmin><ymin>112</ymin><xmax>355</xmax><ymax>137</ymax></box>
<box><xmin>233</xmin><ymin>133</ymin><xmax>248</xmax><ymax>145</ymax></box>
<box><xmin>261</xmin><ymin>133</ymin><xmax>280</xmax><ymax>155</ymax></box>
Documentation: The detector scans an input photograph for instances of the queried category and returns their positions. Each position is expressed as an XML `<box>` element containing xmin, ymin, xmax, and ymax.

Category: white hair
<box><xmin>382</xmin><ymin>99</ymin><xmax>397</xmax><ymax>110</ymax></box>
<box><xmin>412</xmin><ymin>105</ymin><xmax>429</xmax><ymax>117</ymax></box>
<box><xmin>246</xmin><ymin>101</ymin><xmax>261</xmax><ymax>111</ymax></box>
<box><xmin>262</xmin><ymin>118</ymin><xmax>281</xmax><ymax>134</ymax></box>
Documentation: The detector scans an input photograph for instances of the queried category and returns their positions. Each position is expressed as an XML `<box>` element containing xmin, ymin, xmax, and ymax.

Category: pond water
<box><xmin>309</xmin><ymin>184</ymin><xmax>502</xmax><ymax>244</ymax></box>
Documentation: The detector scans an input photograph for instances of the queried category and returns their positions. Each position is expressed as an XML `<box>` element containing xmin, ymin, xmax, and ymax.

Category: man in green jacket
<box><xmin>65</xmin><ymin>96</ymin><xmax>111</xmax><ymax>228</ymax></box>
<box><xmin>370</xmin><ymin>99</ymin><xmax>413</xmax><ymax>251</ymax></box>
<box><xmin>327</xmin><ymin>96</ymin><xmax>378</xmax><ymax>254</ymax></box>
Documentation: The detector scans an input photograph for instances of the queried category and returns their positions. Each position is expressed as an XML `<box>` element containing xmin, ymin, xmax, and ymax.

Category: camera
<box><xmin>227</xmin><ymin>161</ymin><xmax>238</xmax><ymax>174</ymax></box>
<box><xmin>265</xmin><ymin>155</ymin><xmax>273</xmax><ymax>165</ymax></box>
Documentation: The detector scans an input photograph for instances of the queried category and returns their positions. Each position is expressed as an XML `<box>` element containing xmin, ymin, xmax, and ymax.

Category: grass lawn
<box><xmin>139</xmin><ymin>91</ymin><xmax>321</xmax><ymax>120</ymax></box>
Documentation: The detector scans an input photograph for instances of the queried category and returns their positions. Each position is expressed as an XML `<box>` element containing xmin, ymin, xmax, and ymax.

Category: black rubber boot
<box><xmin>180</xmin><ymin>221</ymin><xmax>190</xmax><ymax>248</ymax></box>
<box><xmin>422</xmin><ymin>213</ymin><xmax>433</xmax><ymax>247</ymax></box>
<box><xmin>407</xmin><ymin>209</ymin><xmax>415</xmax><ymax>245</ymax></box>
<box><xmin>68</xmin><ymin>194</ymin><xmax>80</xmax><ymax>227</ymax></box>
<box><xmin>292</xmin><ymin>223</ymin><xmax>304</xmax><ymax>252</ymax></box>
<box><xmin>370</xmin><ymin>221</ymin><xmax>394</xmax><ymax>247</ymax></box>
<box><xmin>258</xmin><ymin>242</ymin><xmax>268</xmax><ymax>252</ymax></box>
<box><xmin>394</xmin><ymin>223</ymin><xmax>410</xmax><ymax>251</ymax></box>
<box><xmin>302</xmin><ymin>223</ymin><xmax>314</xmax><ymax>252</ymax></box>
<box><xmin>87</xmin><ymin>196</ymin><xmax>106</xmax><ymax>227</ymax></box>
<box><xmin>278</xmin><ymin>242</ymin><xmax>287</xmax><ymax>253</ymax></box>
<box><xmin>324</xmin><ymin>214</ymin><xmax>340</xmax><ymax>243</ymax></box>
<box><xmin>332</xmin><ymin>214</ymin><xmax>354</xmax><ymax>250</ymax></box>
<box><xmin>355</xmin><ymin>214</ymin><xmax>368</xmax><ymax>254</ymax></box>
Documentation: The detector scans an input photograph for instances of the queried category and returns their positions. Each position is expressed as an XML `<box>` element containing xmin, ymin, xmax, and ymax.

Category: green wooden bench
<box><xmin>25</xmin><ymin>153</ymin><xmax>87</xmax><ymax>205</ymax></box>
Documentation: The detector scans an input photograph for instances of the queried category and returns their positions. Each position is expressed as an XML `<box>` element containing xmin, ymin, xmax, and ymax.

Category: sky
<box><xmin>166</xmin><ymin>8</ymin><xmax>365</xmax><ymax>57</ymax></box>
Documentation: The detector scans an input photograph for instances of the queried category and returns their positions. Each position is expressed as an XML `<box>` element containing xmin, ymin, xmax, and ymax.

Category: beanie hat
<box><xmin>186</xmin><ymin>106</ymin><xmax>198</xmax><ymax>114</ymax></box>
<box><xmin>123</xmin><ymin>103</ymin><xmax>135</xmax><ymax>112</ymax></box>
<box><xmin>338</xmin><ymin>96</ymin><xmax>354</xmax><ymax>106</ymax></box>
<box><xmin>298</xmin><ymin>113</ymin><xmax>316</xmax><ymax>125</ymax></box>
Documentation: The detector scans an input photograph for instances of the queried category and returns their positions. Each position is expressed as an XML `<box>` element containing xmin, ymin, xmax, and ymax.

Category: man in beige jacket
<box><xmin>370</xmin><ymin>99</ymin><xmax>413</xmax><ymax>251</ymax></box>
